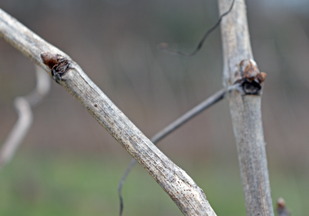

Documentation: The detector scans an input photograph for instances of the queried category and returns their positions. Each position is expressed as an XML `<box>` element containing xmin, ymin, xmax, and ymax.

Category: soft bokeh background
<box><xmin>1</xmin><ymin>0</ymin><xmax>309</xmax><ymax>215</ymax></box>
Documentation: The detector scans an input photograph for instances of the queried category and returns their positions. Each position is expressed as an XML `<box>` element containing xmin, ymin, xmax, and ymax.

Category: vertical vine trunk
<box><xmin>218</xmin><ymin>0</ymin><xmax>274</xmax><ymax>216</ymax></box>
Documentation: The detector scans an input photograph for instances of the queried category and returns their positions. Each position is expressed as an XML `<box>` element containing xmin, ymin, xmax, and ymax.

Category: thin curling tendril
<box><xmin>158</xmin><ymin>0</ymin><xmax>235</xmax><ymax>57</ymax></box>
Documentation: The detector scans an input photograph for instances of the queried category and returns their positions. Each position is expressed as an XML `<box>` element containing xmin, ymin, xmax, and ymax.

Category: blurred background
<box><xmin>1</xmin><ymin>0</ymin><xmax>309</xmax><ymax>215</ymax></box>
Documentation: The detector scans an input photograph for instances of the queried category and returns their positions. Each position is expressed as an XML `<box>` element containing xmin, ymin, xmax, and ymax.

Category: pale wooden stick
<box><xmin>0</xmin><ymin>66</ymin><xmax>50</xmax><ymax>170</ymax></box>
<box><xmin>0</xmin><ymin>97</ymin><xmax>32</xmax><ymax>169</ymax></box>
<box><xmin>218</xmin><ymin>0</ymin><xmax>274</xmax><ymax>215</ymax></box>
<box><xmin>118</xmin><ymin>84</ymin><xmax>240</xmax><ymax>216</ymax></box>
<box><xmin>25</xmin><ymin>66</ymin><xmax>51</xmax><ymax>107</ymax></box>
<box><xmin>0</xmin><ymin>9</ymin><xmax>216</xmax><ymax>215</ymax></box>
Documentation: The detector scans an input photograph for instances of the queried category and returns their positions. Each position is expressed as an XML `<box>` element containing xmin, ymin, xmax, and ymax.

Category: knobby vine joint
<box><xmin>234</xmin><ymin>59</ymin><xmax>267</xmax><ymax>95</ymax></box>
<box><xmin>41</xmin><ymin>53</ymin><xmax>72</xmax><ymax>83</ymax></box>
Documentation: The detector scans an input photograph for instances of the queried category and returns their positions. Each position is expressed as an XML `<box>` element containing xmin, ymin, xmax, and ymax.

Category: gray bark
<box><xmin>0</xmin><ymin>8</ymin><xmax>216</xmax><ymax>216</ymax></box>
<box><xmin>218</xmin><ymin>0</ymin><xmax>274</xmax><ymax>215</ymax></box>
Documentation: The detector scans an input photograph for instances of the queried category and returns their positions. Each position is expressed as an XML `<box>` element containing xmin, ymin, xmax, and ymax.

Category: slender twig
<box><xmin>0</xmin><ymin>9</ymin><xmax>217</xmax><ymax>215</ymax></box>
<box><xmin>0</xmin><ymin>97</ymin><xmax>32</xmax><ymax>170</ymax></box>
<box><xmin>119</xmin><ymin>1</ymin><xmax>236</xmax><ymax>213</ymax></box>
<box><xmin>118</xmin><ymin>84</ymin><xmax>239</xmax><ymax>216</ymax></box>
<box><xmin>158</xmin><ymin>0</ymin><xmax>235</xmax><ymax>57</ymax></box>
<box><xmin>26</xmin><ymin>66</ymin><xmax>51</xmax><ymax>107</ymax></box>
<box><xmin>0</xmin><ymin>66</ymin><xmax>50</xmax><ymax>170</ymax></box>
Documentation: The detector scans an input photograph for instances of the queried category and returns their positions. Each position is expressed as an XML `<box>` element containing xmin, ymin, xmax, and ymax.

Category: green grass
<box><xmin>0</xmin><ymin>153</ymin><xmax>307</xmax><ymax>216</ymax></box>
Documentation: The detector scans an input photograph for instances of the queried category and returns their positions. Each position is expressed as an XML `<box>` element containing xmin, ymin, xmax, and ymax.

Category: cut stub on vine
<box><xmin>235</xmin><ymin>59</ymin><xmax>267</xmax><ymax>95</ymax></box>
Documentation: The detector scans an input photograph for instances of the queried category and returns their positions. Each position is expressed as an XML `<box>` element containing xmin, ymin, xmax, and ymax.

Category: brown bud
<box><xmin>41</xmin><ymin>53</ymin><xmax>61</xmax><ymax>69</ymax></box>
<box><xmin>277</xmin><ymin>198</ymin><xmax>286</xmax><ymax>209</ymax></box>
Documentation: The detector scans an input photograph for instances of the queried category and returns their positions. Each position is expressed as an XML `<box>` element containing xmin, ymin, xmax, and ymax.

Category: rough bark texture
<box><xmin>218</xmin><ymin>0</ymin><xmax>274</xmax><ymax>216</ymax></box>
<box><xmin>0</xmin><ymin>9</ymin><xmax>217</xmax><ymax>216</ymax></box>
